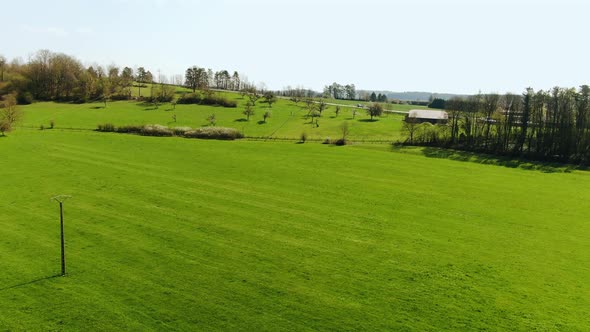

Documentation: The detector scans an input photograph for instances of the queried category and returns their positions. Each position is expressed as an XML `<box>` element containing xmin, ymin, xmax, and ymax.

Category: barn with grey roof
<box><xmin>405</xmin><ymin>110</ymin><xmax>449</xmax><ymax>124</ymax></box>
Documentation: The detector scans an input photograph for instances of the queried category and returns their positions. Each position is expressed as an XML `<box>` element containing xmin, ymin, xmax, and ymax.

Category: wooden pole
<box><xmin>60</xmin><ymin>201</ymin><xmax>66</xmax><ymax>276</ymax></box>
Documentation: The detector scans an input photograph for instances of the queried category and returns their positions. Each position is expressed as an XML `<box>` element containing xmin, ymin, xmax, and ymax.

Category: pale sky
<box><xmin>3</xmin><ymin>0</ymin><xmax>590</xmax><ymax>94</ymax></box>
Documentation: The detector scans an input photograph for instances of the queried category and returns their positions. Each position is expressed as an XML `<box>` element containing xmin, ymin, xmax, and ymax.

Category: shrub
<box><xmin>17</xmin><ymin>92</ymin><xmax>33</xmax><ymax>105</ymax></box>
<box><xmin>110</xmin><ymin>94</ymin><xmax>131</xmax><ymax>101</ymax></box>
<box><xmin>116</xmin><ymin>125</ymin><xmax>143</xmax><ymax>134</ymax></box>
<box><xmin>144</xmin><ymin>95</ymin><xmax>174</xmax><ymax>103</ymax></box>
<box><xmin>333</xmin><ymin>138</ymin><xmax>347</xmax><ymax>146</ymax></box>
<box><xmin>172</xmin><ymin>126</ymin><xmax>192</xmax><ymax>136</ymax></box>
<box><xmin>39</xmin><ymin>124</ymin><xmax>45</xmax><ymax>130</ymax></box>
<box><xmin>176</xmin><ymin>93</ymin><xmax>202</xmax><ymax>104</ymax></box>
<box><xmin>184</xmin><ymin>127</ymin><xmax>243</xmax><ymax>140</ymax></box>
<box><xmin>202</xmin><ymin>95</ymin><xmax>237</xmax><ymax>108</ymax></box>
<box><xmin>141</xmin><ymin>124</ymin><xmax>173</xmax><ymax>137</ymax></box>
<box><xmin>0</xmin><ymin>120</ymin><xmax>11</xmax><ymax>135</ymax></box>
<box><xmin>97</xmin><ymin>123</ymin><xmax>116</xmax><ymax>132</ymax></box>
<box><xmin>300</xmin><ymin>132</ymin><xmax>308</xmax><ymax>143</ymax></box>
<box><xmin>50</xmin><ymin>120</ymin><xmax>55</xmax><ymax>129</ymax></box>
<box><xmin>177</xmin><ymin>92</ymin><xmax>237</xmax><ymax>108</ymax></box>
<box><xmin>322</xmin><ymin>137</ymin><xmax>331</xmax><ymax>144</ymax></box>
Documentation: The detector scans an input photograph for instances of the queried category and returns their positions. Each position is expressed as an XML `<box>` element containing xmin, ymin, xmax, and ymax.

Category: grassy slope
<box><xmin>1</xmin><ymin>129</ymin><xmax>589</xmax><ymax>330</ymax></box>
<box><xmin>20</xmin><ymin>90</ymin><xmax>428</xmax><ymax>141</ymax></box>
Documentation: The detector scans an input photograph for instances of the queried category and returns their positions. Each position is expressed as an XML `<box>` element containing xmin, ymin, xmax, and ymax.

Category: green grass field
<box><xmin>20</xmin><ymin>97</ymin><xmax>410</xmax><ymax>141</ymax></box>
<box><xmin>1</xmin><ymin>126</ymin><xmax>589</xmax><ymax>330</ymax></box>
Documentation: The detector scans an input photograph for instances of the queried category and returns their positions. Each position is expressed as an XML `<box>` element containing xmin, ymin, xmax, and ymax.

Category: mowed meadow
<box><xmin>0</xmin><ymin>94</ymin><xmax>590</xmax><ymax>331</ymax></box>
<box><xmin>1</xmin><ymin>125</ymin><xmax>590</xmax><ymax>330</ymax></box>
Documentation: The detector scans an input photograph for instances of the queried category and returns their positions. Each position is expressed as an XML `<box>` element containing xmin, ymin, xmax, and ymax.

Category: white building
<box><xmin>405</xmin><ymin>110</ymin><xmax>449</xmax><ymax>124</ymax></box>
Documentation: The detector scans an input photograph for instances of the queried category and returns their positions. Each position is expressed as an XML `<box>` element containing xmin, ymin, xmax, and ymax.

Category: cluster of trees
<box><xmin>280</xmin><ymin>86</ymin><xmax>318</xmax><ymax>98</ymax></box>
<box><xmin>240</xmin><ymin>88</ymin><xmax>276</xmax><ymax>122</ymax></box>
<box><xmin>184</xmin><ymin>66</ymin><xmax>246</xmax><ymax>92</ymax></box>
<box><xmin>428</xmin><ymin>98</ymin><xmax>446</xmax><ymax>109</ymax></box>
<box><xmin>369</xmin><ymin>92</ymin><xmax>387</xmax><ymax>102</ymax></box>
<box><xmin>402</xmin><ymin>86</ymin><xmax>590</xmax><ymax>164</ymax></box>
<box><xmin>0</xmin><ymin>50</ymin><xmax>164</xmax><ymax>104</ymax></box>
<box><xmin>323</xmin><ymin>82</ymin><xmax>356</xmax><ymax>100</ymax></box>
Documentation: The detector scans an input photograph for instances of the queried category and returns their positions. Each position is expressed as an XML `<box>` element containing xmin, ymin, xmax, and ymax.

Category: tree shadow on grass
<box><xmin>90</xmin><ymin>106</ymin><xmax>104</xmax><ymax>110</ymax></box>
<box><xmin>0</xmin><ymin>274</ymin><xmax>62</xmax><ymax>292</ymax></box>
<box><xmin>257</xmin><ymin>120</ymin><xmax>266</xmax><ymax>125</ymax></box>
<box><xmin>358</xmin><ymin>119</ymin><xmax>378</xmax><ymax>123</ymax></box>
<box><xmin>234</xmin><ymin>118</ymin><xmax>248</xmax><ymax>122</ymax></box>
<box><xmin>419</xmin><ymin>146</ymin><xmax>581</xmax><ymax>173</ymax></box>
<box><xmin>136</xmin><ymin>102</ymin><xmax>158</xmax><ymax>108</ymax></box>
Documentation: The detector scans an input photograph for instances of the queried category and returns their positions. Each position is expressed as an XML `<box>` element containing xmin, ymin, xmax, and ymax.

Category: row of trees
<box><xmin>323</xmin><ymin>82</ymin><xmax>357</xmax><ymax>100</ymax></box>
<box><xmin>184</xmin><ymin>66</ymin><xmax>247</xmax><ymax>92</ymax></box>
<box><xmin>369</xmin><ymin>92</ymin><xmax>388</xmax><ymax>102</ymax></box>
<box><xmin>280</xmin><ymin>86</ymin><xmax>318</xmax><ymax>98</ymax></box>
<box><xmin>403</xmin><ymin>86</ymin><xmax>590</xmax><ymax>164</ymax></box>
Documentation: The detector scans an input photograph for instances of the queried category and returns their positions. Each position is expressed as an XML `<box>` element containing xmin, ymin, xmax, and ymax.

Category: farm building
<box><xmin>405</xmin><ymin>109</ymin><xmax>449</xmax><ymax>124</ymax></box>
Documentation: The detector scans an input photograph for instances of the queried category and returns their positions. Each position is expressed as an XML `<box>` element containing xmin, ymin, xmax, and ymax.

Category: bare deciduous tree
<box><xmin>243</xmin><ymin>102</ymin><xmax>255</xmax><ymax>121</ymax></box>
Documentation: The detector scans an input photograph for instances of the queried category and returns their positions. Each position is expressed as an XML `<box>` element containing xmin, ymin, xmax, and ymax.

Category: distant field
<box><xmin>1</xmin><ymin>129</ymin><xmax>589</xmax><ymax>330</ymax></box>
<box><xmin>297</xmin><ymin>96</ymin><xmax>431</xmax><ymax>112</ymax></box>
<box><xmin>20</xmin><ymin>96</ymin><xmax>410</xmax><ymax>141</ymax></box>
<box><xmin>129</xmin><ymin>83</ymin><xmax>192</xmax><ymax>99</ymax></box>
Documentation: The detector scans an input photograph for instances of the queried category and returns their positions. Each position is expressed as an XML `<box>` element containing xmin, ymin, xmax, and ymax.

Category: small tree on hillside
<box><xmin>136</xmin><ymin>67</ymin><xmax>147</xmax><ymax>97</ymax></box>
<box><xmin>335</xmin><ymin>106</ymin><xmax>341</xmax><ymax>117</ymax></box>
<box><xmin>121</xmin><ymin>67</ymin><xmax>134</xmax><ymax>99</ymax></box>
<box><xmin>239</xmin><ymin>88</ymin><xmax>248</xmax><ymax>99</ymax></box>
<box><xmin>304</xmin><ymin>98</ymin><xmax>315</xmax><ymax>117</ymax></box>
<box><xmin>310</xmin><ymin>110</ymin><xmax>321</xmax><ymax>125</ymax></box>
<box><xmin>317</xmin><ymin>99</ymin><xmax>329</xmax><ymax>115</ymax></box>
<box><xmin>207</xmin><ymin>113</ymin><xmax>216</xmax><ymax>126</ymax></box>
<box><xmin>402</xmin><ymin>119</ymin><xmax>420</xmax><ymax>144</ymax></box>
<box><xmin>263</xmin><ymin>91</ymin><xmax>277</xmax><ymax>108</ymax></box>
<box><xmin>290</xmin><ymin>96</ymin><xmax>302</xmax><ymax>106</ymax></box>
<box><xmin>263</xmin><ymin>111</ymin><xmax>271</xmax><ymax>123</ymax></box>
<box><xmin>247</xmin><ymin>88</ymin><xmax>261</xmax><ymax>106</ymax></box>
<box><xmin>243</xmin><ymin>102</ymin><xmax>255</xmax><ymax>121</ymax></box>
<box><xmin>367</xmin><ymin>103</ymin><xmax>383</xmax><ymax>120</ymax></box>
<box><xmin>340</xmin><ymin>121</ymin><xmax>350</xmax><ymax>140</ymax></box>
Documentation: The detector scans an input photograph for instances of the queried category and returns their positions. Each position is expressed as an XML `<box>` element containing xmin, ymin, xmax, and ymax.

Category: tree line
<box><xmin>184</xmin><ymin>66</ymin><xmax>250</xmax><ymax>92</ymax></box>
<box><xmin>0</xmin><ymin>50</ymin><xmax>166</xmax><ymax>103</ymax></box>
<box><xmin>323</xmin><ymin>82</ymin><xmax>357</xmax><ymax>100</ymax></box>
<box><xmin>403</xmin><ymin>86</ymin><xmax>590</xmax><ymax>164</ymax></box>
<box><xmin>0</xmin><ymin>50</ymin><xmax>257</xmax><ymax>105</ymax></box>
